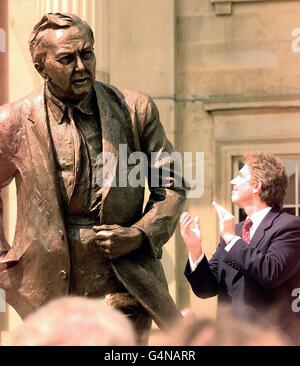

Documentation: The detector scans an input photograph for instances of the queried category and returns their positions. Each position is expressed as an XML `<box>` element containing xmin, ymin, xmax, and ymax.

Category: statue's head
<box><xmin>29</xmin><ymin>13</ymin><xmax>96</xmax><ymax>102</ymax></box>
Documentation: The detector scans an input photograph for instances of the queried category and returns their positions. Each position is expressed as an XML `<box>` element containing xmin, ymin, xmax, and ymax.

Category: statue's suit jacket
<box><xmin>0</xmin><ymin>81</ymin><xmax>186</xmax><ymax>328</ymax></box>
<box><xmin>185</xmin><ymin>206</ymin><xmax>300</xmax><ymax>342</ymax></box>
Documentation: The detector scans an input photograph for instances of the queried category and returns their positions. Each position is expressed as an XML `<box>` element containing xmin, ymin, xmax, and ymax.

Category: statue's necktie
<box><xmin>66</xmin><ymin>106</ymin><xmax>84</xmax><ymax>203</ymax></box>
<box><xmin>242</xmin><ymin>218</ymin><xmax>253</xmax><ymax>244</ymax></box>
<box><xmin>67</xmin><ymin>106</ymin><xmax>93</xmax><ymax>212</ymax></box>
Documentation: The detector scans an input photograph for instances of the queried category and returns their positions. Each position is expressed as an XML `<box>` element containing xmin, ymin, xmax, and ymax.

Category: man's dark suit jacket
<box><xmin>185</xmin><ymin>206</ymin><xmax>300</xmax><ymax>343</ymax></box>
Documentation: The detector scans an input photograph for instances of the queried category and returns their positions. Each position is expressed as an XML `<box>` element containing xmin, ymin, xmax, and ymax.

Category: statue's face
<box><xmin>40</xmin><ymin>25</ymin><xmax>96</xmax><ymax>101</ymax></box>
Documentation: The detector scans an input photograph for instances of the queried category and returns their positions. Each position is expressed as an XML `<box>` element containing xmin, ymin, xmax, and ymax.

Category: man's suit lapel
<box><xmin>27</xmin><ymin>90</ymin><xmax>55</xmax><ymax>177</ymax></box>
<box><xmin>0</xmin><ymin>86</ymin><xmax>68</xmax><ymax>265</ymax></box>
<box><xmin>94</xmin><ymin>82</ymin><xmax>120</xmax><ymax>194</ymax></box>
<box><xmin>236</xmin><ymin>207</ymin><xmax>281</xmax><ymax>248</ymax></box>
<box><xmin>236</xmin><ymin>221</ymin><xmax>243</xmax><ymax>237</ymax></box>
<box><xmin>94</xmin><ymin>82</ymin><xmax>130</xmax><ymax>224</ymax></box>
<box><xmin>249</xmin><ymin>206</ymin><xmax>282</xmax><ymax>248</ymax></box>
<box><xmin>231</xmin><ymin>206</ymin><xmax>281</xmax><ymax>286</ymax></box>
<box><xmin>26</xmin><ymin>86</ymin><xmax>65</xmax><ymax>212</ymax></box>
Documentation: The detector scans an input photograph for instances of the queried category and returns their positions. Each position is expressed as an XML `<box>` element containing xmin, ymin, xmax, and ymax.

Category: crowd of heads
<box><xmin>11</xmin><ymin>297</ymin><xmax>136</xmax><ymax>346</ymax></box>
<box><xmin>7</xmin><ymin>297</ymin><xmax>290</xmax><ymax>346</ymax></box>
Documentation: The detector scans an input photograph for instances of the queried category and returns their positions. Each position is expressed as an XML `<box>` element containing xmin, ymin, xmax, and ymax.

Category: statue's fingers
<box><xmin>93</xmin><ymin>224</ymin><xmax>119</xmax><ymax>232</ymax></box>
<box><xmin>95</xmin><ymin>239</ymin><xmax>109</xmax><ymax>247</ymax></box>
<box><xmin>95</xmin><ymin>231</ymin><xmax>113</xmax><ymax>239</ymax></box>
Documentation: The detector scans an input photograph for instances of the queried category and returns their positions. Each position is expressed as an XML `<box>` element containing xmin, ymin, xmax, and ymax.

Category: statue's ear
<box><xmin>34</xmin><ymin>62</ymin><xmax>48</xmax><ymax>80</ymax></box>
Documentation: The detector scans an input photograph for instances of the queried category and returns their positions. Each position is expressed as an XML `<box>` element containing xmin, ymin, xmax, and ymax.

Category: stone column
<box><xmin>0</xmin><ymin>1</ymin><xmax>41</xmax><ymax>343</ymax></box>
<box><xmin>0</xmin><ymin>0</ymin><xmax>8</xmax><ymax>105</ymax></box>
<box><xmin>0</xmin><ymin>0</ymin><xmax>9</xmax><ymax>343</ymax></box>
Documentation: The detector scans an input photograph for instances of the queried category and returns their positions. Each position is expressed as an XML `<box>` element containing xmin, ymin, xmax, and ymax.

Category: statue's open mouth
<box><xmin>73</xmin><ymin>77</ymin><xmax>89</xmax><ymax>85</ymax></box>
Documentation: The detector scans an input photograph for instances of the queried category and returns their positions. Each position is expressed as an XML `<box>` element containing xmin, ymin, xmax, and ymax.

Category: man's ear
<box><xmin>34</xmin><ymin>62</ymin><xmax>48</xmax><ymax>81</ymax></box>
<box><xmin>253</xmin><ymin>179</ymin><xmax>262</xmax><ymax>194</ymax></box>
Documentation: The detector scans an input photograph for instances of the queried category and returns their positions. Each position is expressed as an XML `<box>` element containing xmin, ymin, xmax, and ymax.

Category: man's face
<box><xmin>39</xmin><ymin>25</ymin><xmax>96</xmax><ymax>101</ymax></box>
<box><xmin>231</xmin><ymin>164</ymin><xmax>258</xmax><ymax>207</ymax></box>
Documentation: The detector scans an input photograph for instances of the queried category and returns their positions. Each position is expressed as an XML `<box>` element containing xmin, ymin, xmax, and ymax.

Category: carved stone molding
<box><xmin>210</xmin><ymin>0</ymin><xmax>292</xmax><ymax>16</ymax></box>
<box><xmin>203</xmin><ymin>95</ymin><xmax>300</xmax><ymax>111</ymax></box>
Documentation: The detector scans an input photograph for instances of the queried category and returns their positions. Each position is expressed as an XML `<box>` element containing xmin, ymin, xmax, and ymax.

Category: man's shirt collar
<box><xmin>45</xmin><ymin>83</ymin><xmax>94</xmax><ymax>124</ymax></box>
<box><xmin>248</xmin><ymin>206</ymin><xmax>272</xmax><ymax>235</ymax></box>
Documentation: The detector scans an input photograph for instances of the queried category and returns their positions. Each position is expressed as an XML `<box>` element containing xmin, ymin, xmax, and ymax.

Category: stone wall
<box><xmin>175</xmin><ymin>0</ymin><xmax>300</xmax><ymax>316</ymax></box>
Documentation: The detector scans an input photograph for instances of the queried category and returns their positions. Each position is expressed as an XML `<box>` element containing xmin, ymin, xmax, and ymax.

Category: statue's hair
<box><xmin>29</xmin><ymin>13</ymin><xmax>94</xmax><ymax>66</ymax></box>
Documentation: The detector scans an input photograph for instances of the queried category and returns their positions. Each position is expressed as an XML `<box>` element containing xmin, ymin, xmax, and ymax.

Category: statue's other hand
<box><xmin>93</xmin><ymin>225</ymin><xmax>144</xmax><ymax>259</ymax></box>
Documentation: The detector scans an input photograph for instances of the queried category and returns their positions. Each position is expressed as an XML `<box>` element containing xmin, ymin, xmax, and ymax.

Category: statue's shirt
<box><xmin>46</xmin><ymin>87</ymin><xmax>102</xmax><ymax>217</ymax></box>
<box><xmin>45</xmin><ymin>86</ymin><xmax>125</xmax><ymax>297</ymax></box>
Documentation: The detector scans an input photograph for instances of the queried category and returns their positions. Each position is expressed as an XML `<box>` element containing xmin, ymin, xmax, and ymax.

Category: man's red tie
<box><xmin>242</xmin><ymin>218</ymin><xmax>253</xmax><ymax>244</ymax></box>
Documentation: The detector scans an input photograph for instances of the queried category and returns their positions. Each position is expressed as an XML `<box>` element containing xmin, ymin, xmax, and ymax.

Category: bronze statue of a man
<box><xmin>0</xmin><ymin>13</ymin><xmax>187</xmax><ymax>343</ymax></box>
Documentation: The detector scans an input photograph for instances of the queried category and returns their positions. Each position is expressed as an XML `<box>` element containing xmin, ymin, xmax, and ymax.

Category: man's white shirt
<box><xmin>189</xmin><ymin>206</ymin><xmax>272</xmax><ymax>272</ymax></box>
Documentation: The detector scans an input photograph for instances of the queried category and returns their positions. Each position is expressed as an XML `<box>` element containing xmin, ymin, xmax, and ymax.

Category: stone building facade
<box><xmin>1</xmin><ymin>0</ymin><xmax>300</xmax><ymax>340</ymax></box>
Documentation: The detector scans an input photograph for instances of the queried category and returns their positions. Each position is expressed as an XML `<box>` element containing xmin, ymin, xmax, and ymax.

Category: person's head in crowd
<box><xmin>153</xmin><ymin>307</ymin><xmax>289</xmax><ymax>346</ymax></box>
<box><xmin>11</xmin><ymin>297</ymin><xmax>136</xmax><ymax>346</ymax></box>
